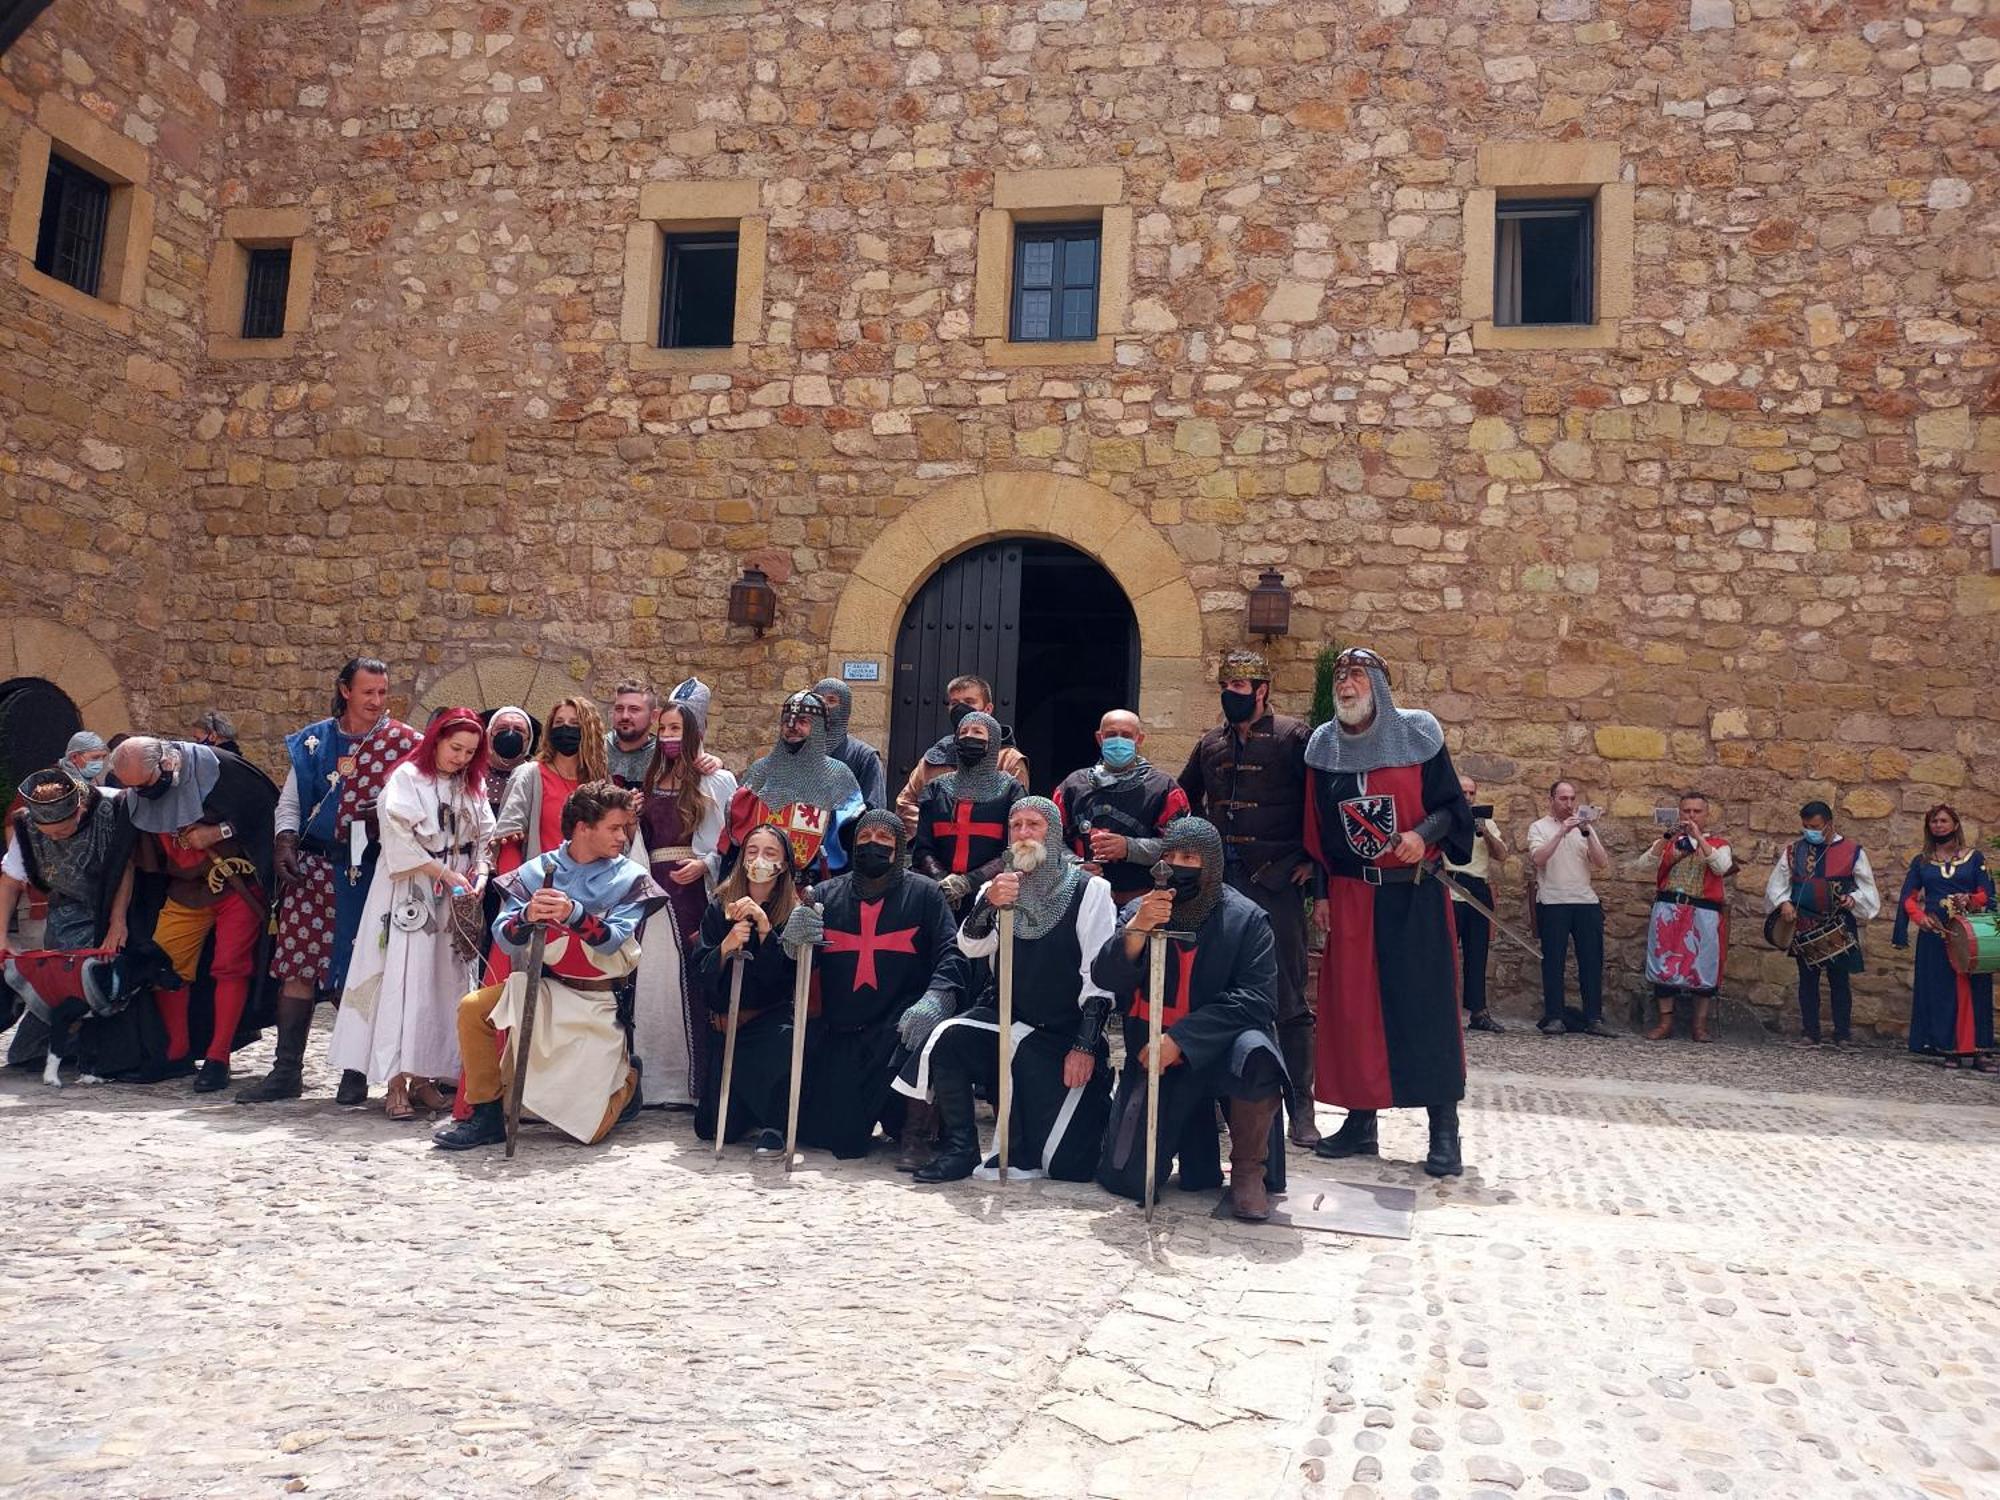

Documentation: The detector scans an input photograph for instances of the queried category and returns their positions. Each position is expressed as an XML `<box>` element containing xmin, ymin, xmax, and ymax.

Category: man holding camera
<box><xmin>1640</xmin><ymin>790</ymin><xmax>1734</xmax><ymax>1043</ymax></box>
<box><xmin>1527</xmin><ymin>779</ymin><xmax>1611</xmax><ymax>1036</ymax></box>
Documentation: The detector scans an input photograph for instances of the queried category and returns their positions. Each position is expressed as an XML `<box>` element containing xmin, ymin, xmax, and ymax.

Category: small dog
<box><xmin>1</xmin><ymin>943</ymin><xmax>184</xmax><ymax>1088</ymax></box>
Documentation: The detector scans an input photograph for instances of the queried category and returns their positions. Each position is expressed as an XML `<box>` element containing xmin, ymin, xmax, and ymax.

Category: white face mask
<box><xmin>744</xmin><ymin>856</ymin><xmax>782</xmax><ymax>884</ymax></box>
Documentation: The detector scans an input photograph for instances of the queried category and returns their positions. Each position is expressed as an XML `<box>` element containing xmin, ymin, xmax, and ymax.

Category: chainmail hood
<box><xmin>811</xmin><ymin>678</ymin><xmax>854</xmax><ymax>743</ymax></box>
<box><xmin>743</xmin><ymin>690</ymin><xmax>862</xmax><ymax>813</ymax></box>
<box><xmin>937</xmin><ymin>710</ymin><xmax>1012</xmax><ymax>803</ymax></box>
<box><xmin>1005</xmin><ymin>794</ymin><xmax>1083</xmax><ymax>941</ymax></box>
<box><xmin>1303</xmin><ymin>655</ymin><xmax>1444</xmax><ymax>775</ymax></box>
<box><xmin>1157</xmin><ymin>816</ymin><xmax>1227</xmax><ymax>930</ymax></box>
<box><xmin>849</xmin><ymin>806</ymin><xmax>909</xmax><ymax>900</ymax></box>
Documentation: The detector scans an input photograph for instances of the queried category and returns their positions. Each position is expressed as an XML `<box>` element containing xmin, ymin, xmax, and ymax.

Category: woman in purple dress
<box><xmin>631</xmin><ymin>688</ymin><xmax>737</xmax><ymax>1107</ymax></box>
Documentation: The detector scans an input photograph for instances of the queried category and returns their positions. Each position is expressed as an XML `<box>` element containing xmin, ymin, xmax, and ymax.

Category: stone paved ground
<box><xmin>3</xmin><ymin>1022</ymin><xmax>1999</xmax><ymax>1500</ymax></box>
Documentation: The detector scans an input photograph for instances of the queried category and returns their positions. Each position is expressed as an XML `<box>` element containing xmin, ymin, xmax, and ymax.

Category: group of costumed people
<box><xmin>3</xmin><ymin>642</ymin><xmax>1993</xmax><ymax>1210</ymax></box>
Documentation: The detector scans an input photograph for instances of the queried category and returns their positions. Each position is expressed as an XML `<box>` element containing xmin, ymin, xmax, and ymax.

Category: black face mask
<box><xmin>955</xmin><ymin>737</ymin><xmax>988</xmax><ymax>767</ymax></box>
<box><xmin>548</xmin><ymin>725</ymin><xmax>583</xmax><ymax>756</ymax></box>
<box><xmin>1167</xmin><ymin>865</ymin><xmax>1205</xmax><ymax>901</ymax></box>
<box><xmin>852</xmin><ymin>843</ymin><xmax>896</xmax><ymax>878</ymax></box>
<box><xmin>946</xmin><ymin>702</ymin><xmax>974</xmax><ymax>729</ymax></box>
<box><xmin>136</xmin><ymin>772</ymin><xmax>175</xmax><ymax>801</ymax></box>
<box><xmin>492</xmin><ymin>730</ymin><xmax>527</xmax><ymax>760</ymax></box>
<box><xmin>1220</xmin><ymin>689</ymin><xmax>1259</xmax><ymax>725</ymax></box>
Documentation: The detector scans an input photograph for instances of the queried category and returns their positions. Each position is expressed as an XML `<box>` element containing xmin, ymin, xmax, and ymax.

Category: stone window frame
<box><xmin>620</xmin><ymin>179</ymin><xmax>766</xmax><ymax>374</ymax></box>
<box><xmin>206</xmin><ymin>206</ymin><xmax>317</xmax><ymax>360</ymax></box>
<box><xmin>1462</xmin><ymin>142</ymin><xmax>1632</xmax><ymax>352</ymax></box>
<box><xmin>973</xmin><ymin>167</ymin><xmax>1133</xmax><ymax>368</ymax></box>
<box><xmin>4</xmin><ymin>95</ymin><xmax>155</xmax><ymax>335</ymax></box>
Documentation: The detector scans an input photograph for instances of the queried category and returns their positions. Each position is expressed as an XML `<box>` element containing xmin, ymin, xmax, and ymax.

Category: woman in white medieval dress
<box><xmin>331</xmin><ymin>708</ymin><xmax>494</xmax><ymax>1119</ymax></box>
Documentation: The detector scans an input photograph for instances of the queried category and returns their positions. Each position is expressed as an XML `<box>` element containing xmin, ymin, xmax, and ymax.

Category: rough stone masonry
<box><xmin>0</xmin><ymin>0</ymin><xmax>1994</xmax><ymax>1030</ymax></box>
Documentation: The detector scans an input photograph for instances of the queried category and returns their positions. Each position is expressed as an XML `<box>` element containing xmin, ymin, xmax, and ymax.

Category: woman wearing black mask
<box><xmin>492</xmin><ymin>696</ymin><xmax>607</xmax><ymax>880</ymax></box>
<box><xmin>483</xmin><ymin>706</ymin><xmax>538</xmax><ymax>817</ymax></box>
<box><xmin>911</xmin><ymin>711</ymin><xmax>1024</xmax><ymax>914</ymax></box>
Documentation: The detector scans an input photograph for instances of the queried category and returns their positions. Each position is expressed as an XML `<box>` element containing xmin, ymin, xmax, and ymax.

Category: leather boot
<box><xmin>913</xmin><ymin>1079</ymin><xmax>979</xmax><ymax>1183</ymax></box>
<box><xmin>1692</xmin><ymin>996</ymin><xmax>1715</xmax><ymax>1043</ymax></box>
<box><xmin>1279</xmin><ymin>1017</ymin><xmax>1320</xmax><ymax>1148</ymax></box>
<box><xmin>335</xmin><ymin>1069</ymin><xmax>369</xmax><ymax>1105</ymax></box>
<box><xmin>433</xmin><ymin>1099</ymin><xmax>506</xmax><ymax>1151</ymax></box>
<box><xmin>1313</xmin><ymin>1108</ymin><xmax>1378</xmax><ymax>1160</ymax></box>
<box><xmin>1645</xmin><ymin>996</ymin><xmax>1675</xmax><ymax>1042</ymax></box>
<box><xmin>895</xmin><ymin>1099</ymin><xmax>938</xmax><ymax>1174</ymax></box>
<box><xmin>1424</xmin><ymin>1103</ymin><xmax>1463</xmax><ymax>1178</ymax></box>
<box><xmin>1226</xmin><ymin>1096</ymin><xmax>1281</xmax><ymax>1221</ymax></box>
<box><xmin>236</xmin><ymin>989</ymin><xmax>315</xmax><ymax>1104</ymax></box>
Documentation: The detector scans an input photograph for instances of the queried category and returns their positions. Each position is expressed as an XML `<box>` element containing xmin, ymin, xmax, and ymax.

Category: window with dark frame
<box><xmin>658</xmin><ymin>231</ymin><xmax>739</xmax><ymax>349</ymax></box>
<box><xmin>32</xmin><ymin>153</ymin><xmax>112</xmax><ymax>298</ymax></box>
<box><xmin>1494</xmin><ymin>197</ymin><xmax>1594</xmax><ymax>327</ymax></box>
<box><xmin>1010</xmin><ymin>222</ymin><xmax>1100</xmax><ymax>343</ymax></box>
<box><xmin>240</xmin><ymin>245</ymin><xmax>293</xmax><ymax>340</ymax></box>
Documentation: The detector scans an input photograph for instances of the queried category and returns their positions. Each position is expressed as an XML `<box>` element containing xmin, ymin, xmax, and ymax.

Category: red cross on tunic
<box><xmin>935</xmin><ymin>799</ymin><xmax>1005</xmax><ymax>874</ymax></box>
<box><xmin>821</xmin><ymin>899</ymin><xmax>920</xmax><ymax>991</ymax></box>
<box><xmin>1132</xmin><ymin>943</ymin><xmax>1198</xmax><ymax>1028</ymax></box>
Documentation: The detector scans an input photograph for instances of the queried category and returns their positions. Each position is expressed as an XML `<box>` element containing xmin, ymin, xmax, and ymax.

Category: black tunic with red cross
<box><xmin>911</xmin><ymin>779</ymin><xmax>1023</xmax><ymax>892</ymax></box>
<box><xmin>1304</xmin><ymin>749</ymin><xmax>1474</xmax><ymax>1111</ymax></box>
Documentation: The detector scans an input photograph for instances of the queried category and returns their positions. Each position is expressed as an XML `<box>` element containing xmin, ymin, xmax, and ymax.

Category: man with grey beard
<box><xmin>1304</xmin><ymin>648</ymin><xmax>1475</xmax><ymax>1178</ymax></box>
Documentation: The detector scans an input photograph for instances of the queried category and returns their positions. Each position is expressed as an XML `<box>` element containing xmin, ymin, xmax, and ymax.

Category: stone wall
<box><xmin>4</xmin><ymin>0</ymin><xmax>1996</xmax><ymax>1030</ymax></box>
<box><xmin>0</xmin><ymin>0</ymin><xmax>237</xmax><ymax>714</ymax></box>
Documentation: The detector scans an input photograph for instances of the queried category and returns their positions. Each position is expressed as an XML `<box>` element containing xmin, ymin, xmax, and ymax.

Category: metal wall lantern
<box><xmin>727</xmin><ymin>565</ymin><xmax>778</xmax><ymax>636</ymax></box>
<box><xmin>1246</xmin><ymin>568</ymin><xmax>1292</xmax><ymax>640</ymax></box>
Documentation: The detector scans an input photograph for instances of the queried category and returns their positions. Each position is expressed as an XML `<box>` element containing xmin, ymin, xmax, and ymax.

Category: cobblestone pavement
<box><xmin>3</xmin><ymin>1021</ymin><xmax>1997</xmax><ymax>1500</ymax></box>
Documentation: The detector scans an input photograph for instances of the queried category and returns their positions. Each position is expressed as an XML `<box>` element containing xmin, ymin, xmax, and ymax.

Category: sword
<box><xmin>1428</xmin><ymin>863</ymin><xmax>1544</xmax><ymax>961</ymax></box>
<box><xmin>713</xmin><ymin>947</ymin><xmax>746</xmax><ymax>1159</ymax></box>
<box><xmin>1140</xmin><ymin>863</ymin><xmax>1193</xmax><ymax>1223</ymax></box>
<box><xmin>995</xmin><ymin>851</ymin><xmax>1017</xmax><ymax>1184</ymax></box>
<box><xmin>504</xmin><ymin>924</ymin><xmax>547</xmax><ymax>1160</ymax></box>
<box><xmin>782</xmin><ymin>885</ymin><xmax>816</xmax><ymax>1176</ymax></box>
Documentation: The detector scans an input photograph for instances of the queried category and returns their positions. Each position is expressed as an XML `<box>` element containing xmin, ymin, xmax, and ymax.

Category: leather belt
<box><xmin>552</xmin><ymin>974</ymin><xmax>619</xmax><ymax>993</ymax></box>
<box><xmin>1340</xmin><ymin>865</ymin><xmax>1423</xmax><ymax>887</ymax></box>
<box><xmin>712</xmin><ymin>1005</ymin><xmax>769</xmax><ymax>1032</ymax></box>
<box><xmin>1655</xmin><ymin>891</ymin><xmax>1722</xmax><ymax>912</ymax></box>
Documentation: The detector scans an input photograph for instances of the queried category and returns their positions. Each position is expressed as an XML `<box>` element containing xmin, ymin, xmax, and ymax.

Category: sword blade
<box><xmin>783</xmin><ymin>895</ymin><xmax>816</xmax><ymax>1176</ymax></box>
<box><xmin>1431</xmin><ymin>866</ymin><xmax>1544</xmax><ymax>961</ymax></box>
<box><xmin>714</xmin><ymin>953</ymin><xmax>745</xmax><ymax>1160</ymax></box>
<box><xmin>504</xmin><ymin>925</ymin><xmax>547</xmax><ymax>1160</ymax></box>
<box><xmin>995</xmin><ymin>905</ymin><xmax>1015</xmax><ymax>1183</ymax></box>
<box><xmin>1144</xmin><ymin>929</ymin><xmax>1164</xmax><ymax>1222</ymax></box>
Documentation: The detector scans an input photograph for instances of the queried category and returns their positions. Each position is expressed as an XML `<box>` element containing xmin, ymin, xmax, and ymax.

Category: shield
<box><xmin>1339</xmin><ymin>795</ymin><xmax>1398</xmax><ymax>862</ymax></box>
<box><xmin>764</xmin><ymin>801</ymin><xmax>829</xmax><ymax>870</ymax></box>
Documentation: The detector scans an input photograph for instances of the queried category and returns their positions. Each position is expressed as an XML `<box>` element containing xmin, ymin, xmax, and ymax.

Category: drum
<box><xmin>1791</xmin><ymin>917</ymin><xmax>1857</xmax><ymax>970</ymax></box>
<box><xmin>1947</xmin><ymin>911</ymin><xmax>2000</xmax><ymax>976</ymax></box>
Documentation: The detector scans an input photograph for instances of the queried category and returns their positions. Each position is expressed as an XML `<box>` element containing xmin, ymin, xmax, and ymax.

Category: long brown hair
<box><xmin>641</xmin><ymin>704</ymin><xmax>714</xmax><ymax>830</ymax></box>
<box><xmin>1922</xmin><ymin>802</ymin><xmax>1965</xmax><ymax>858</ymax></box>
<box><xmin>714</xmin><ymin>824</ymin><xmax>799</xmax><ymax>932</ymax></box>
<box><xmin>538</xmin><ymin>695</ymin><xmax>608</xmax><ymax>784</ymax></box>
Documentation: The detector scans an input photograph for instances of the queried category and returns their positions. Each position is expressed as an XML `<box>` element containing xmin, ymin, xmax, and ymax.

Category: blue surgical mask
<box><xmin>1099</xmin><ymin>736</ymin><xmax>1137</xmax><ymax>769</ymax></box>
<box><xmin>76</xmin><ymin>759</ymin><xmax>106</xmax><ymax>782</ymax></box>
<box><xmin>1802</xmin><ymin>828</ymin><xmax>1826</xmax><ymax>845</ymax></box>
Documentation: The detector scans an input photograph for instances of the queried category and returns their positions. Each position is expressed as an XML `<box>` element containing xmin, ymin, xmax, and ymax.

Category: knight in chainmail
<box><xmin>1300</xmin><ymin>646</ymin><xmax>1474</xmax><ymax>1181</ymax></box>
<box><xmin>910</xmin><ymin>710</ymin><xmax>1024</xmax><ymax>912</ymax></box>
<box><xmin>724</xmin><ymin>689</ymin><xmax>865</xmax><ymax>882</ymax></box>
<box><xmin>1</xmin><ymin>768</ymin><xmax>139</xmax><ymax>953</ymax></box>
<box><xmin>892</xmin><ymin>795</ymin><xmax>1117</xmax><ymax>1183</ymax></box>
<box><xmin>811</xmin><ymin>678</ymin><xmax>889</xmax><ymax>810</ymax></box>
<box><xmin>1089</xmin><ymin>815</ymin><xmax>1290</xmax><ymax>1221</ymax></box>
<box><xmin>776</xmin><ymin>806</ymin><xmax>962</xmax><ymax>1161</ymax></box>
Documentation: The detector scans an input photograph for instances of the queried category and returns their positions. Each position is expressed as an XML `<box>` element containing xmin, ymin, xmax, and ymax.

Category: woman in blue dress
<box><xmin>1892</xmin><ymin>804</ymin><xmax>1995</xmax><ymax>1070</ymax></box>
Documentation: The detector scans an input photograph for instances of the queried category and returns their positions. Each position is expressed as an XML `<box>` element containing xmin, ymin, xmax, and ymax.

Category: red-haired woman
<box><xmin>330</xmin><ymin>707</ymin><xmax>495</xmax><ymax>1117</ymax></box>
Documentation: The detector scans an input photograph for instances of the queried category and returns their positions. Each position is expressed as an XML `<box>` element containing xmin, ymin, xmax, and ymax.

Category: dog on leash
<box><xmin>1</xmin><ymin>943</ymin><xmax>185</xmax><ymax>1087</ymax></box>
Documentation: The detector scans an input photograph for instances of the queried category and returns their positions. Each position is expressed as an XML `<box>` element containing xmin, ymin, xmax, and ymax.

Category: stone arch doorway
<box><xmin>413</xmin><ymin>654</ymin><xmax>593</xmax><ymax>725</ymax></box>
<box><xmin>828</xmin><ymin>471</ymin><xmax>1207</xmax><ymax>788</ymax></box>
<box><xmin>0</xmin><ymin>616</ymin><xmax>132</xmax><ymax>801</ymax></box>
<box><xmin>888</xmin><ymin>539</ymin><xmax>1140</xmax><ymax>796</ymax></box>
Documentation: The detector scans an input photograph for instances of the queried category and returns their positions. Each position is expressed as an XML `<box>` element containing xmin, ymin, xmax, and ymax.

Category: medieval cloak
<box><xmin>1091</xmin><ymin>885</ymin><xmax>1287</xmax><ymax>1202</ymax></box>
<box><xmin>689</xmin><ymin>897</ymin><xmax>798</xmax><ymax>1143</ymax></box>
<box><xmin>796</xmin><ymin>868</ymin><xmax>958</xmax><ymax>1158</ymax></box>
<box><xmin>894</xmin><ymin>875</ymin><xmax>1118</xmax><ymax>1181</ymax></box>
<box><xmin>1895</xmin><ymin>850</ymin><xmax>1996</xmax><ymax>1057</ymax></box>
<box><xmin>631</xmin><ymin>765</ymin><xmax>736</xmax><ymax>1106</ymax></box>
<box><xmin>1306</xmin><ymin>748</ymin><xmax>1473</xmax><ymax>1111</ymax></box>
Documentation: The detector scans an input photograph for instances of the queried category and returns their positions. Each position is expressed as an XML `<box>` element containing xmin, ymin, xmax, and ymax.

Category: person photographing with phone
<box><xmin>1638</xmin><ymin>790</ymin><xmax>1734</xmax><ymax>1043</ymax></box>
<box><xmin>1527</xmin><ymin>779</ymin><xmax>1611</xmax><ymax>1036</ymax></box>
